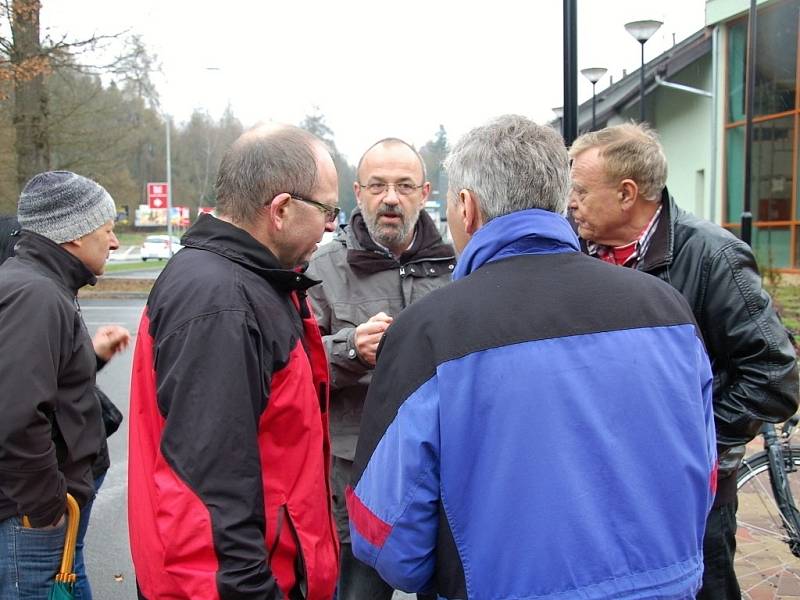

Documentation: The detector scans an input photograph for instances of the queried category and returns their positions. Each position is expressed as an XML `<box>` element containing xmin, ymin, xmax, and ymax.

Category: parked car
<box><xmin>141</xmin><ymin>235</ymin><xmax>182</xmax><ymax>261</ymax></box>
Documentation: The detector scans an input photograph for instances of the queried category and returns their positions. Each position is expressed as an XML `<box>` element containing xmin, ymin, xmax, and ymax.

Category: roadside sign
<box><xmin>147</xmin><ymin>182</ymin><xmax>169</xmax><ymax>209</ymax></box>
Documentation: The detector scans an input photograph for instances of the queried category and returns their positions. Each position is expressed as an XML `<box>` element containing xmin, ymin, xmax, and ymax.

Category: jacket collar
<box><xmin>576</xmin><ymin>187</ymin><xmax>675</xmax><ymax>273</ymax></box>
<box><xmin>13</xmin><ymin>230</ymin><xmax>96</xmax><ymax>292</ymax></box>
<box><xmin>181</xmin><ymin>214</ymin><xmax>319</xmax><ymax>292</ymax></box>
<box><xmin>453</xmin><ymin>209</ymin><xmax>580</xmax><ymax>281</ymax></box>
<box><xmin>345</xmin><ymin>208</ymin><xmax>455</xmax><ymax>275</ymax></box>
<box><xmin>636</xmin><ymin>187</ymin><xmax>675</xmax><ymax>272</ymax></box>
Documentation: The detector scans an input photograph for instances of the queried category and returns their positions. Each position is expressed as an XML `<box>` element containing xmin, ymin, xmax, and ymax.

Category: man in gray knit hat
<box><xmin>0</xmin><ymin>171</ymin><xmax>129</xmax><ymax>598</ymax></box>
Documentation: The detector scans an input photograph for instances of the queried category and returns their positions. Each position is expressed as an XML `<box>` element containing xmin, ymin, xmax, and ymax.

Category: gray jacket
<box><xmin>307</xmin><ymin>209</ymin><xmax>456</xmax><ymax>459</ymax></box>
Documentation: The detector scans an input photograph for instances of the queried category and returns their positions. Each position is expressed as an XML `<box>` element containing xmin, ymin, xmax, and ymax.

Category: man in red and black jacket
<box><xmin>129</xmin><ymin>124</ymin><xmax>340</xmax><ymax>600</ymax></box>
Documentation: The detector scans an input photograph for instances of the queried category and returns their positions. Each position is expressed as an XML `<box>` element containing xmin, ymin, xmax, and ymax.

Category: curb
<box><xmin>79</xmin><ymin>291</ymin><xmax>150</xmax><ymax>300</ymax></box>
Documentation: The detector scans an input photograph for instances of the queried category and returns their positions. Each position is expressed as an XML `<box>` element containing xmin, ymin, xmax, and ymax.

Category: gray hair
<box><xmin>569</xmin><ymin>122</ymin><xmax>667</xmax><ymax>202</ymax></box>
<box><xmin>356</xmin><ymin>138</ymin><xmax>427</xmax><ymax>182</ymax></box>
<box><xmin>444</xmin><ymin>115</ymin><xmax>569</xmax><ymax>222</ymax></box>
<box><xmin>215</xmin><ymin>124</ymin><xmax>319</xmax><ymax>225</ymax></box>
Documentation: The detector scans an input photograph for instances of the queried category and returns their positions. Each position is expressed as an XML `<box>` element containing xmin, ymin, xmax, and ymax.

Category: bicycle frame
<box><xmin>760</xmin><ymin>420</ymin><xmax>800</xmax><ymax>556</ymax></box>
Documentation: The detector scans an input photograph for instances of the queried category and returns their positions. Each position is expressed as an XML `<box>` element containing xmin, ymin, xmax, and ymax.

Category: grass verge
<box><xmin>104</xmin><ymin>261</ymin><xmax>164</xmax><ymax>274</ymax></box>
<box><xmin>773</xmin><ymin>284</ymin><xmax>800</xmax><ymax>340</ymax></box>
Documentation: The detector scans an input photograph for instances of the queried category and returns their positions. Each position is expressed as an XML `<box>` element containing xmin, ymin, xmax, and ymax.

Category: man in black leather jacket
<box><xmin>568</xmin><ymin>123</ymin><xmax>798</xmax><ymax>600</ymax></box>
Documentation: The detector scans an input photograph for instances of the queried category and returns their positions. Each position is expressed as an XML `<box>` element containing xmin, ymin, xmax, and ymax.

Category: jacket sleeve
<box><xmin>702</xmin><ymin>240</ymin><xmax>799</xmax><ymax>449</ymax></box>
<box><xmin>306</xmin><ymin>266</ymin><xmax>373</xmax><ymax>392</ymax></box>
<box><xmin>347</xmin><ymin>331</ymin><xmax>440</xmax><ymax>594</ymax></box>
<box><xmin>154</xmin><ymin>309</ymin><xmax>283</xmax><ymax>600</ymax></box>
<box><xmin>0</xmin><ymin>283</ymin><xmax>67</xmax><ymax>526</ymax></box>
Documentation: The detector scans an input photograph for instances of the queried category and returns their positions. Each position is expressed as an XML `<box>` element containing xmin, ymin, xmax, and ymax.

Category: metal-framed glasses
<box><xmin>358</xmin><ymin>182</ymin><xmax>424</xmax><ymax>196</ymax></box>
<box><xmin>289</xmin><ymin>194</ymin><xmax>340</xmax><ymax>223</ymax></box>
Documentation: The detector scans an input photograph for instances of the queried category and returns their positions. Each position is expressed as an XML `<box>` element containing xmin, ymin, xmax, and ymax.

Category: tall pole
<box><xmin>742</xmin><ymin>0</ymin><xmax>757</xmax><ymax>247</ymax></box>
<box><xmin>639</xmin><ymin>42</ymin><xmax>646</xmax><ymax>123</ymax></box>
<box><xmin>166</xmin><ymin>115</ymin><xmax>173</xmax><ymax>255</ymax></box>
<box><xmin>581</xmin><ymin>68</ymin><xmax>607</xmax><ymax>132</ymax></box>
<box><xmin>625</xmin><ymin>20</ymin><xmax>661</xmax><ymax>124</ymax></box>
<box><xmin>562</xmin><ymin>0</ymin><xmax>578</xmax><ymax>145</ymax></box>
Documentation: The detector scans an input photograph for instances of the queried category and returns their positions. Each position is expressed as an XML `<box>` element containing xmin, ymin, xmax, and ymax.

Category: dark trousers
<box><xmin>696</xmin><ymin>498</ymin><xmax>740</xmax><ymax>600</ymax></box>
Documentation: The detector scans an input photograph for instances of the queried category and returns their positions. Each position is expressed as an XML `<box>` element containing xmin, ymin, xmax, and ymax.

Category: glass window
<box><xmin>727</xmin><ymin>1</ymin><xmax>798</xmax><ymax>122</ymax></box>
<box><xmin>795</xmin><ymin>227</ymin><xmax>800</xmax><ymax>269</ymax></box>
<box><xmin>726</xmin><ymin>117</ymin><xmax>794</xmax><ymax>224</ymax></box>
<box><xmin>727</xmin><ymin>21</ymin><xmax>746</xmax><ymax>123</ymax></box>
<box><xmin>726</xmin><ymin>126</ymin><xmax>744</xmax><ymax>222</ymax></box>
<box><xmin>753</xmin><ymin>227</ymin><xmax>792</xmax><ymax>269</ymax></box>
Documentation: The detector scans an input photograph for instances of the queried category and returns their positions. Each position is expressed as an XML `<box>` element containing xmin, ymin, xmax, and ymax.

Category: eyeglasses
<box><xmin>289</xmin><ymin>194</ymin><xmax>340</xmax><ymax>223</ymax></box>
<box><xmin>358</xmin><ymin>182</ymin><xmax>424</xmax><ymax>196</ymax></box>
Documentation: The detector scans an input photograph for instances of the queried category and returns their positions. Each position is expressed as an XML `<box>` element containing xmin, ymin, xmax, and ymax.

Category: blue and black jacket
<box><xmin>348</xmin><ymin>209</ymin><xmax>717</xmax><ymax>600</ymax></box>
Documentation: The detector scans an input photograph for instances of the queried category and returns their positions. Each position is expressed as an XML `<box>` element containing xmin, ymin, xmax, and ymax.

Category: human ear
<box><xmin>461</xmin><ymin>189</ymin><xmax>483</xmax><ymax>235</ymax></box>
<box><xmin>268</xmin><ymin>193</ymin><xmax>292</xmax><ymax>230</ymax></box>
<box><xmin>619</xmin><ymin>179</ymin><xmax>639</xmax><ymax>210</ymax></box>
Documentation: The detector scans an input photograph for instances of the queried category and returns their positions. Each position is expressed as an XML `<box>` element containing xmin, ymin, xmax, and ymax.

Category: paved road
<box><xmin>82</xmin><ymin>298</ymin><xmax>143</xmax><ymax>599</ymax></box>
<box><xmin>81</xmin><ymin>298</ymin><xmax>414</xmax><ymax>599</ymax></box>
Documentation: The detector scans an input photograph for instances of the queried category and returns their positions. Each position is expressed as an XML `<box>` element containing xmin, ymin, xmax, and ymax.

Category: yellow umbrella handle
<box><xmin>21</xmin><ymin>494</ymin><xmax>81</xmax><ymax>584</ymax></box>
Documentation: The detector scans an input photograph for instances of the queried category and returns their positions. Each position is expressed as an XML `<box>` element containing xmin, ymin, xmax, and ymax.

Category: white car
<box><xmin>141</xmin><ymin>235</ymin><xmax>182</xmax><ymax>261</ymax></box>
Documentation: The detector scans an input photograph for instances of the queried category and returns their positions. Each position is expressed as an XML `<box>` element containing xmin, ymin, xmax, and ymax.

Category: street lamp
<box><xmin>580</xmin><ymin>67</ymin><xmax>607</xmax><ymax>130</ymax></box>
<box><xmin>624</xmin><ymin>19</ymin><xmax>663</xmax><ymax>123</ymax></box>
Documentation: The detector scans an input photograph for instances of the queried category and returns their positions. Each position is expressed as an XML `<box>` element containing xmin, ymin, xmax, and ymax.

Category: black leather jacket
<box><xmin>583</xmin><ymin>190</ymin><xmax>798</xmax><ymax>474</ymax></box>
<box><xmin>640</xmin><ymin>190</ymin><xmax>797</xmax><ymax>452</ymax></box>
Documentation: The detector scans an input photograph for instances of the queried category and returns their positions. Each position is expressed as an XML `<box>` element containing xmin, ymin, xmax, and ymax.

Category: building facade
<box><xmin>573</xmin><ymin>0</ymin><xmax>799</xmax><ymax>271</ymax></box>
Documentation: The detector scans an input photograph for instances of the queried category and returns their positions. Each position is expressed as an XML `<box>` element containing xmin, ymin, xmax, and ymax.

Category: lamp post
<box><xmin>624</xmin><ymin>19</ymin><xmax>663</xmax><ymax>123</ymax></box>
<box><xmin>161</xmin><ymin>67</ymin><xmax>222</xmax><ymax>256</ymax></box>
<box><xmin>562</xmin><ymin>0</ymin><xmax>578</xmax><ymax>145</ymax></box>
<box><xmin>580</xmin><ymin>67</ymin><xmax>607</xmax><ymax>130</ymax></box>
<box><xmin>165</xmin><ymin>115</ymin><xmax>173</xmax><ymax>256</ymax></box>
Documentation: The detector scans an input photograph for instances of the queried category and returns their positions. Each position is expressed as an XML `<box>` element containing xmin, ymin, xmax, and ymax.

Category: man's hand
<box><xmin>354</xmin><ymin>312</ymin><xmax>394</xmax><ymax>366</ymax></box>
<box><xmin>93</xmin><ymin>325</ymin><xmax>132</xmax><ymax>361</ymax></box>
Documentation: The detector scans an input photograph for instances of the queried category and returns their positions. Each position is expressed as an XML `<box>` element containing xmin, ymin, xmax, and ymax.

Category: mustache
<box><xmin>377</xmin><ymin>204</ymin><xmax>404</xmax><ymax>218</ymax></box>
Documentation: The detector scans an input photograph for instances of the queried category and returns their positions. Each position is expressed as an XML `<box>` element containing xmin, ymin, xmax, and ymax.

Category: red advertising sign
<box><xmin>147</xmin><ymin>182</ymin><xmax>169</xmax><ymax>209</ymax></box>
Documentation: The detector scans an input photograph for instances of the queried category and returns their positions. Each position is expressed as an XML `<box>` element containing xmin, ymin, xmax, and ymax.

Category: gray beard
<box><xmin>364</xmin><ymin>209</ymin><xmax>420</xmax><ymax>250</ymax></box>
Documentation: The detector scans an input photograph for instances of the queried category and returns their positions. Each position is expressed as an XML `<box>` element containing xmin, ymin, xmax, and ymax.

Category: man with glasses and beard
<box><xmin>307</xmin><ymin>138</ymin><xmax>455</xmax><ymax>599</ymax></box>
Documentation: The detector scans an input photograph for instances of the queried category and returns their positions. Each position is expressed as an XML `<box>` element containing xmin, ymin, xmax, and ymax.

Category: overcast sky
<box><xmin>40</xmin><ymin>0</ymin><xmax>707</xmax><ymax>163</ymax></box>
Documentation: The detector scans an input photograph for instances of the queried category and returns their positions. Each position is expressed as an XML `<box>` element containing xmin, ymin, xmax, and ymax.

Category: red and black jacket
<box><xmin>129</xmin><ymin>214</ymin><xmax>338</xmax><ymax>600</ymax></box>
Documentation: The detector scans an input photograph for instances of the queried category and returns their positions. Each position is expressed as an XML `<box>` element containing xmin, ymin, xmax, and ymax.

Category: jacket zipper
<box><xmin>285</xmin><ymin>509</ymin><xmax>308</xmax><ymax>600</ymax></box>
<box><xmin>268</xmin><ymin>504</ymin><xmax>286</xmax><ymax>565</ymax></box>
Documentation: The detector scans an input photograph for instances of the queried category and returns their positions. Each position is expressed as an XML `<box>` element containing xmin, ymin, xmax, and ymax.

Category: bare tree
<box><xmin>6</xmin><ymin>0</ymin><xmax>50</xmax><ymax>196</ymax></box>
<box><xmin>299</xmin><ymin>109</ymin><xmax>356</xmax><ymax>219</ymax></box>
<box><xmin>0</xmin><ymin>0</ymin><xmax>132</xmax><ymax>209</ymax></box>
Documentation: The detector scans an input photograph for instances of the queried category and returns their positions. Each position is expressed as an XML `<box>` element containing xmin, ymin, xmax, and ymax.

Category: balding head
<box><xmin>356</xmin><ymin>138</ymin><xmax>426</xmax><ymax>183</ymax></box>
<box><xmin>354</xmin><ymin>138</ymin><xmax>430</xmax><ymax>256</ymax></box>
<box><xmin>215</xmin><ymin>124</ymin><xmax>322</xmax><ymax>225</ymax></box>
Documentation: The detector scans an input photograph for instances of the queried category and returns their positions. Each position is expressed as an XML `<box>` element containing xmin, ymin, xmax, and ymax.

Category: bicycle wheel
<box><xmin>736</xmin><ymin>445</ymin><xmax>800</xmax><ymax>598</ymax></box>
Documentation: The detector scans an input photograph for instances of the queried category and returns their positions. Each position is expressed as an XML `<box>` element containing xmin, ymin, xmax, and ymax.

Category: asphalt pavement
<box><xmin>82</xmin><ymin>298</ymin><xmax>143</xmax><ymax>599</ymax></box>
<box><xmin>80</xmin><ymin>298</ymin><xmax>414</xmax><ymax>599</ymax></box>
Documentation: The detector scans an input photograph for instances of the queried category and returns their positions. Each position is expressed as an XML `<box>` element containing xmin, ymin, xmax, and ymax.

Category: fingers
<box><xmin>92</xmin><ymin>325</ymin><xmax>133</xmax><ymax>360</ymax></box>
<box><xmin>354</xmin><ymin>317</ymin><xmax>393</xmax><ymax>366</ymax></box>
<box><xmin>367</xmin><ymin>312</ymin><xmax>393</xmax><ymax>326</ymax></box>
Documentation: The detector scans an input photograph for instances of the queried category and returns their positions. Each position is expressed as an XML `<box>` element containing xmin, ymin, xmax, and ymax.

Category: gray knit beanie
<box><xmin>17</xmin><ymin>171</ymin><xmax>117</xmax><ymax>244</ymax></box>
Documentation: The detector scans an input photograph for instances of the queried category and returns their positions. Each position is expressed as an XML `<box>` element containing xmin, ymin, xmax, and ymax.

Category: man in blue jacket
<box><xmin>348</xmin><ymin>115</ymin><xmax>718</xmax><ymax>599</ymax></box>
